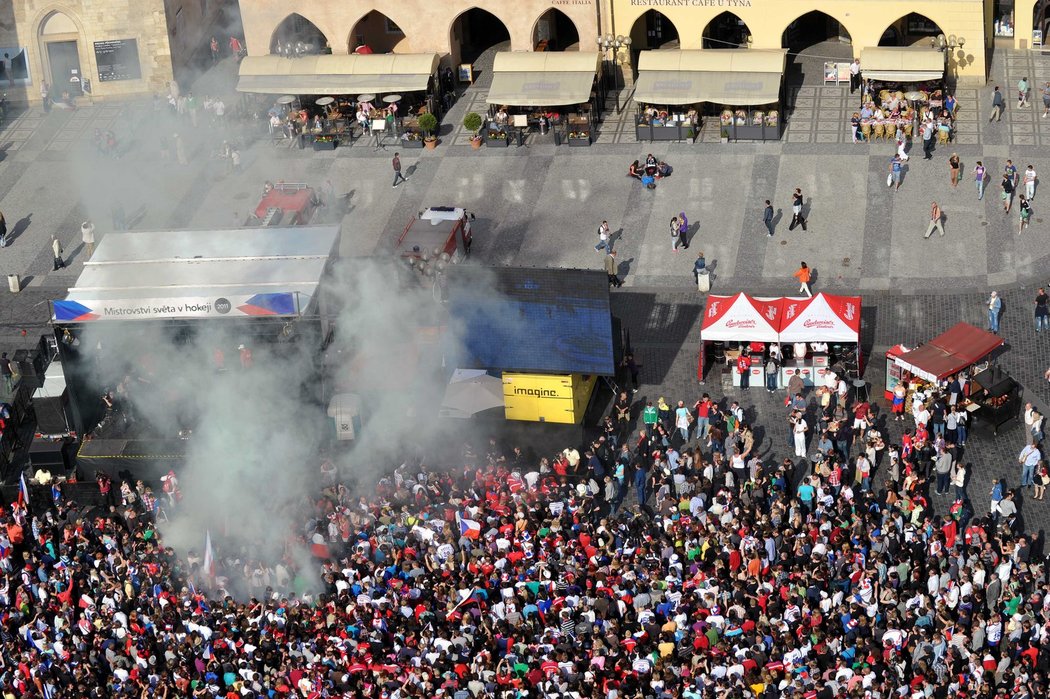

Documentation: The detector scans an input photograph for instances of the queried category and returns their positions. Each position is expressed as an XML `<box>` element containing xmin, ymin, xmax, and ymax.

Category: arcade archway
<box><xmin>782</xmin><ymin>11</ymin><xmax>851</xmax><ymax>51</ymax></box>
<box><xmin>270</xmin><ymin>13</ymin><xmax>329</xmax><ymax>55</ymax></box>
<box><xmin>349</xmin><ymin>10</ymin><xmax>409</xmax><ymax>54</ymax></box>
<box><xmin>628</xmin><ymin>10</ymin><xmax>679</xmax><ymax>51</ymax></box>
<box><xmin>532</xmin><ymin>9</ymin><xmax>580</xmax><ymax>51</ymax></box>
<box><xmin>878</xmin><ymin>12</ymin><xmax>944</xmax><ymax>46</ymax></box>
<box><xmin>702</xmin><ymin>12</ymin><xmax>750</xmax><ymax>49</ymax></box>
<box><xmin>450</xmin><ymin>7</ymin><xmax>511</xmax><ymax>65</ymax></box>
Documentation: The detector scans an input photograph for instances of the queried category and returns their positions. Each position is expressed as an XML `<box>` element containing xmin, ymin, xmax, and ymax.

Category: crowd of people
<box><xmin>3</xmin><ymin>353</ymin><xmax>1050</xmax><ymax>699</ymax></box>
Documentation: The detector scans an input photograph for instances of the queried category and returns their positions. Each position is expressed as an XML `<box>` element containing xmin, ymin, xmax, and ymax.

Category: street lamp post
<box><xmin>597</xmin><ymin>34</ymin><xmax>631</xmax><ymax>90</ymax></box>
<box><xmin>932</xmin><ymin>33</ymin><xmax>966</xmax><ymax>83</ymax></box>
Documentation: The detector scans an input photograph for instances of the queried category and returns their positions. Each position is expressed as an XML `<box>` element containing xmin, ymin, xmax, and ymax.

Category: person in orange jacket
<box><xmin>793</xmin><ymin>261</ymin><xmax>812</xmax><ymax>298</ymax></box>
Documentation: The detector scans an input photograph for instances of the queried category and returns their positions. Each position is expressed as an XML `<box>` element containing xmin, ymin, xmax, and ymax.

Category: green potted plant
<box><xmin>463</xmin><ymin>112</ymin><xmax>483</xmax><ymax>149</ymax></box>
<box><xmin>418</xmin><ymin>112</ymin><xmax>439</xmax><ymax>150</ymax></box>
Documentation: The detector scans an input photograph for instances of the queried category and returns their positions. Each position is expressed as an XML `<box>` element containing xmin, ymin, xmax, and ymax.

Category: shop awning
<box><xmin>700</xmin><ymin>293</ymin><xmax>784</xmax><ymax>343</ymax></box>
<box><xmin>237</xmin><ymin>53</ymin><xmax>440</xmax><ymax>95</ymax></box>
<box><xmin>779</xmin><ymin>293</ymin><xmax>862</xmax><ymax>343</ymax></box>
<box><xmin>894</xmin><ymin>322</ymin><xmax>1003</xmax><ymax>382</ymax></box>
<box><xmin>634</xmin><ymin>49</ymin><xmax>787</xmax><ymax>105</ymax></box>
<box><xmin>486</xmin><ymin>51</ymin><xmax>600</xmax><ymax>106</ymax></box>
<box><xmin>859</xmin><ymin>47</ymin><xmax>944</xmax><ymax>82</ymax></box>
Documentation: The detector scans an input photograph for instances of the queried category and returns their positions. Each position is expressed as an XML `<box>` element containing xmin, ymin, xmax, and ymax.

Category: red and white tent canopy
<box><xmin>700</xmin><ymin>293</ymin><xmax>784</xmax><ymax>343</ymax></box>
<box><xmin>778</xmin><ymin>293</ymin><xmax>861</xmax><ymax>343</ymax></box>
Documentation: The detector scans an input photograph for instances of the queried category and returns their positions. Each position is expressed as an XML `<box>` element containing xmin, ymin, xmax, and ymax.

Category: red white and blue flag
<box><xmin>458</xmin><ymin>514</ymin><xmax>481</xmax><ymax>540</ymax></box>
<box><xmin>18</xmin><ymin>474</ymin><xmax>29</xmax><ymax>510</ymax></box>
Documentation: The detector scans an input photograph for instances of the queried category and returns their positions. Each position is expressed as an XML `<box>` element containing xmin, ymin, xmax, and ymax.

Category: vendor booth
<box><xmin>886</xmin><ymin>322</ymin><xmax>1003</xmax><ymax>390</ymax></box>
<box><xmin>634</xmin><ymin>49</ymin><xmax>786</xmax><ymax>142</ymax></box>
<box><xmin>967</xmin><ymin>365</ymin><xmax>1024</xmax><ymax>436</ymax></box>
<box><xmin>237</xmin><ymin>54</ymin><xmax>440</xmax><ymax>149</ymax></box>
<box><xmin>697</xmin><ymin>292</ymin><xmax>862</xmax><ymax>388</ymax></box>
<box><xmin>485</xmin><ymin>51</ymin><xmax>603</xmax><ymax>147</ymax></box>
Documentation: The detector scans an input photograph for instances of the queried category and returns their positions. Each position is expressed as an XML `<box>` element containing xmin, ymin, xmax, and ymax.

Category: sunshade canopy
<box><xmin>237</xmin><ymin>54</ymin><xmax>440</xmax><ymax>95</ymax></box>
<box><xmin>700</xmin><ymin>293</ymin><xmax>784</xmax><ymax>343</ymax></box>
<box><xmin>634</xmin><ymin>49</ymin><xmax>787</xmax><ymax>105</ymax></box>
<box><xmin>859</xmin><ymin>47</ymin><xmax>944</xmax><ymax>82</ymax></box>
<box><xmin>779</xmin><ymin>293</ymin><xmax>862</xmax><ymax>343</ymax></box>
<box><xmin>486</xmin><ymin>51</ymin><xmax>600</xmax><ymax>106</ymax></box>
<box><xmin>894</xmin><ymin>322</ymin><xmax>1004</xmax><ymax>382</ymax></box>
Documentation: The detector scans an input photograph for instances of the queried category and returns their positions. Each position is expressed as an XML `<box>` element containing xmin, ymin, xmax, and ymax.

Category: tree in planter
<box><xmin>463</xmin><ymin>112</ymin><xmax>483</xmax><ymax>142</ymax></box>
<box><xmin>418</xmin><ymin>112</ymin><xmax>438</xmax><ymax>141</ymax></box>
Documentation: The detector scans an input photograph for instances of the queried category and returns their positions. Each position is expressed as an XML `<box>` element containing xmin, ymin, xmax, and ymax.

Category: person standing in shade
<box><xmin>763</xmin><ymin>200</ymin><xmax>774</xmax><ymax>236</ymax></box>
<box><xmin>736</xmin><ymin>351</ymin><xmax>752</xmax><ymax>391</ymax></box>
<box><xmin>677</xmin><ymin>212</ymin><xmax>689</xmax><ymax>250</ymax></box>
<box><xmin>0</xmin><ymin>209</ymin><xmax>7</xmax><ymax>248</ymax></box>
<box><xmin>988</xmin><ymin>290</ymin><xmax>1002</xmax><ymax>333</ymax></box>
<box><xmin>391</xmin><ymin>152</ymin><xmax>407</xmax><ymax>187</ymax></box>
<box><xmin>0</xmin><ymin>353</ymin><xmax>12</xmax><ymax>391</ymax></box>
<box><xmin>990</xmin><ymin>86</ymin><xmax>1004</xmax><ymax>122</ymax></box>
<box><xmin>793</xmin><ymin>261</ymin><xmax>812</xmax><ymax>298</ymax></box>
<box><xmin>924</xmin><ymin>201</ymin><xmax>944</xmax><ymax>238</ymax></box>
<box><xmin>1035</xmin><ymin>287</ymin><xmax>1049</xmax><ymax>332</ymax></box>
<box><xmin>848</xmin><ymin>58</ymin><xmax>861</xmax><ymax>94</ymax></box>
<box><xmin>788</xmin><ymin>188</ymin><xmax>806</xmax><ymax>231</ymax></box>
<box><xmin>974</xmin><ymin>161</ymin><xmax>986</xmax><ymax>199</ymax></box>
<box><xmin>80</xmin><ymin>220</ymin><xmax>95</xmax><ymax>257</ymax></box>
<box><xmin>604</xmin><ymin>250</ymin><xmax>622</xmax><ymax>288</ymax></box>
<box><xmin>51</xmin><ymin>235</ymin><xmax>64</xmax><ymax>270</ymax></box>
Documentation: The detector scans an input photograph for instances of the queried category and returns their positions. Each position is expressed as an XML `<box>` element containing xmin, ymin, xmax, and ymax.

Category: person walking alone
<box><xmin>1035</xmin><ymin>287</ymin><xmax>1049</xmax><ymax>332</ymax></box>
<box><xmin>793</xmin><ymin>261</ymin><xmax>812</xmax><ymax>298</ymax></box>
<box><xmin>595</xmin><ymin>220</ymin><xmax>610</xmax><ymax>252</ymax></box>
<box><xmin>990</xmin><ymin>86</ymin><xmax>1004</xmax><ymax>122</ymax></box>
<box><xmin>888</xmin><ymin>154</ymin><xmax>903</xmax><ymax>192</ymax></box>
<box><xmin>948</xmin><ymin>153</ymin><xmax>961</xmax><ymax>188</ymax></box>
<box><xmin>1019</xmin><ymin>194</ymin><xmax>1032</xmax><ymax>233</ymax></box>
<box><xmin>0</xmin><ymin>209</ymin><xmax>7</xmax><ymax>248</ymax></box>
<box><xmin>1002</xmin><ymin>172</ymin><xmax>1015</xmax><ymax>213</ymax></box>
<box><xmin>1024</xmin><ymin>164</ymin><xmax>1037</xmax><ymax>200</ymax></box>
<box><xmin>51</xmin><ymin>235</ymin><xmax>64</xmax><ymax>270</ymax></box>
<box><xmin>81</xmin><ymin>220</ymin><xmax>95</xmax><ymax>257</ymax></box>
<box><xmin>391</xmin><ymin>152</ymin><xmax>407</xmax><ymax>187</ymax></box>
<box><xmin>1019</xmin><ymin>76</ymin><xmax>1030</xmax><ymax>108</ymax></box>
<box><xmin>974</xmin><ymin>161</ymin><xmax>986</xmax><ymax>200</ymax></box>
<box><xmin>924</xmin><ymin>201</ymin><xmax>944</xmax><ymax>238</ymax></box>
<box><xmin>988</xmin><ymin>290</ymin><xmax>1002</xmax><ymax>333</ymax></box>
<box><xmin>763</xmin><ymin>200</ymin><xmax>774</xmax><ymax>236</ymax></box>
<box><xmin>921</xmin><ymin>119</ymin><xmax>935</xmax><ymax>159</ymax></box>
<box><xmin>788</xmin><ymin>188</ymin><xmax>807</xmax><ymax>231</ymax></box>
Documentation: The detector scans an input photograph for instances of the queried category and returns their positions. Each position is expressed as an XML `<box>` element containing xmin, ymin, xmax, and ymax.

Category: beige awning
<box><xmin>486</xmin><ymin>51</ymin><xmax>600</xmax><ymax>106</ymax></box>
<box><xmin>634</xmin><ymin>49</ymin><xmax>786</xmax><ymax>106</ymax></box>
<box><xmin>859</xmin><ymin>47</ymin><xmax>944</xmax><ymax>82</ymax></box>
<box><xmin>237</xmin><ymin>53</ymin><xmax>440</xmax><ymax>94</ymax></box>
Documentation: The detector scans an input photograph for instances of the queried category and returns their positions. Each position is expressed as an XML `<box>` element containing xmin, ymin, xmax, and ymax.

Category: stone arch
<box><xmin>531</xmin><ymin>8</ymin><xmax>581</xmax><ymax>51</ymax></box>
<box><xmin>269</xmin><ymin>12</ymin><xmax>330</xmax><ymax>55</ymax></box>
<box><xmin>779</xmin><ymin>9</ymin><xmax>853</xmax><ymax>50</ymax></box>
<box><xmin>348</xmin><ymin>10</ymin><xmax>411</xmax><ymax>54</ymax></box>
<box><xmin>627</xmin><ymin>9</ymin><xmax>680</xmax><ymax>51</ymax></box>
<box><xmin>876</xmin><ymin>12</ymin><xmax>946</xmax><ymax>47</ymax></box>
<box><xmin>448</xmin><ymin>7</ymin><xmax>512</xmax><ymax>66</ymax></box>
<box><xmin>702</xmin><ymin>11</ymin><xmax>751</xmax><ymax>49</ymax></box>
<box><xmin>35</xmin><ymin>7</ymin><xmax>87</xmax><ymax>95</ymax></box>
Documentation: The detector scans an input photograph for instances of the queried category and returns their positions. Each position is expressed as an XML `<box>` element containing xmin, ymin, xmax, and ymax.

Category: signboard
<box><xmin>502</xmin><ymin>372</ymin><xmax>593</xmax><ymax>424</ymax></box>
<box><xmin>823</xmin><ymin>62</ymin><xmax>851</xmax><ymax>85</ymax></box>
<box><xmin>458</xmin><ymin>64</ymin><xmax>473</xmax><ymax>84</ymax></box>
<box><xmin>0</xmin><ymin>48</ymin><xmax>30</xmax><ymax>84</ymax></box>
<box><xmin>52</xmin><ymin>293</ymin><xmax>300</xmax><ymax>322</ymax></box>
<box><xmin>94</xmin><ymin>39</ymin><xmax>142</xmax><ymax>82</ymax></box>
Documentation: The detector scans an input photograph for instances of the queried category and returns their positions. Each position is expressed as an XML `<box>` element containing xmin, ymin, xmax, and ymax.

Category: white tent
<box><xmin>439</xmin><ymin>370</ymin><xmax>505</xmax><ymax>418</ymax></box>
<box><xmin>699</xmin><ymin>293</ymin><xmax>784</xmax><ymax>343</ymax></box>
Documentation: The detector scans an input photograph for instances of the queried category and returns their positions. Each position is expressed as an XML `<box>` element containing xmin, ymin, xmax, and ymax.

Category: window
<box><xmin>995</xmin><ymin>0</ymin><xmax>1015</xmax><ymax>37</ymax></box>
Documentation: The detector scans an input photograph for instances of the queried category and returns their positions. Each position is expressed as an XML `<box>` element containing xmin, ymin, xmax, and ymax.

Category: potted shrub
<box><xmin>463</xmin><ymin>112</ymin><xmax>483</xmax><ymax>149</ymax></box>
<box><xmin>418</xmin><ymin>112</ymin><xmax>439</xmax><ymax>150</ymax></box>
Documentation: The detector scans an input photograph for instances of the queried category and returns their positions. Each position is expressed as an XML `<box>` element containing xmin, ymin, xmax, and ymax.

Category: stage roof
<box><xmin>446</xmin><ymin>267</ymin><xmax>616</xmax><ymax>376</ymax></box>
<box><xmin>53</xmin><ymin>226</ymin><xmax>339</xmax><ymax>322</ymax></box>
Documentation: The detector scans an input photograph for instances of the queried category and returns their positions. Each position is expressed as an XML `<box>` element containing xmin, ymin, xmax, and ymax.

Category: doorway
<box><xmin>47</xmin><ymin>41</ymin><xmax>82</xmax><ymax>96</ymax></box>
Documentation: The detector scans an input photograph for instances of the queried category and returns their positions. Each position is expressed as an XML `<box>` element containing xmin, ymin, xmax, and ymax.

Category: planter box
<box><xmin>635</xmin><ymin>124</ymin><xmax>652</xmax><ymax>141</ymax></box>
<box><xmin>764</xmin><ymin>122</ymin><xmax>783</xmax><ymax>140</ymax></box>
<box><xmin>312</xmin><ymin>139</ymin><xmax>337</xmax><ymax>151</ymax></box>
<box><xmin>651</xmin><ymin>125</ymin><xmax>682</xmax><ymax>141</ymax></box>
<box><xmin>486</xmin><ymin>136</ymin><xmax>509</xmax><ymax>147</ymax></box>
<box><xmin>400</xmin><ymin>138</ymin><xmax>424</xmax><ymax>149</ymax></box>
<box><xmin>733</xmin><ymin>124</ymin><xmax>765</xmax><ymax>141</ymax></box>
<box><xmin>568</xmin><ymin>136</ymin><xmax>591</xmax><ymax>147</ymax></box>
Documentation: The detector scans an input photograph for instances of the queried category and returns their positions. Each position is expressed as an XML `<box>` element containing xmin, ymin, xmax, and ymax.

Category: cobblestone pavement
<box><xmin>0</xmin><ymin>47</ymin><xmax>1046</xmax><ymax>523</ymax></box>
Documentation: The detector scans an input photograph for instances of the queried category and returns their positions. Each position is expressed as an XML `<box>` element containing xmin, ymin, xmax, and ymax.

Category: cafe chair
<box><xmin>884</xmin><ymin>122</ymin><xmax>897</xmax><ymax>140</ymax></box>
<box><xmin>938</xmin><ymin>128</ymin><xmax>950</xmax><ymax>145</ymax></box>
<box><xmin>903</xmin><ymin>122</ymin><xmax>914</xmax><ymax>138</ymax></box>
<box><xmin>872</xmin><ymin>123</ymin><xmax>885</xmax><ymax>141</ymax></box>
<box><xmin>860</xmin><ymin>123</ymin><xmax>872</xmax><ymax>140</ymax></box>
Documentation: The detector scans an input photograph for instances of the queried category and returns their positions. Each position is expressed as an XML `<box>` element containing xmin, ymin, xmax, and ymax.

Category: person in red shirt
<box><xmin>737</xmin><ymin>352</ymin><xmax>752</xmax><ymax>391</ymax></box>
<box><xmin>852</xmin><ymin>400</ymin><xmax>870</xmax><ymax>439</ymax></box>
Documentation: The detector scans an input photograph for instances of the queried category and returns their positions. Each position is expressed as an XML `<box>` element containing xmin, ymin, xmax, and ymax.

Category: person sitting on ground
<box><xmin>628</xmin><ymin>160</ymin><xmax>642</xmax><ymax>180</ymax></box>
<box><xmin>640</xmin><ymin>173</ymin><xmax>656</xmax><ymax>189</ymax></box>
<box><xmin>645</xmin><ymin>153</ymin><xmax>657</xmax><ymax>168</ymax></box>
<box><xmin>657</xmin><ymin>161</ymin><xmax>672</xmax><ymax>178</ymax></box>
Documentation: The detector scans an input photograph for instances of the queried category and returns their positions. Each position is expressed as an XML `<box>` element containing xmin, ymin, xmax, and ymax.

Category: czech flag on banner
<box><xmin>459</xmin><ymin>515</ymin><xmax>481</xmax><ymax>540</ymax></box>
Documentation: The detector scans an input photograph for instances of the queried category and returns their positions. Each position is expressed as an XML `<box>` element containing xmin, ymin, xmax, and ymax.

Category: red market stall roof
<box><xmin>779</xmin><ymin>293</ymin><xmax>862</xmax><ymax>343</ymax></box>
<box><xmin>893</xmin><ymin>322</ymin><xmax>1004</xmax><ymax>382</ymax></box>
<box><xmin>700</xmin><ymin>293</ymin><xmax>784</xmax><ymax>342</ymax></box>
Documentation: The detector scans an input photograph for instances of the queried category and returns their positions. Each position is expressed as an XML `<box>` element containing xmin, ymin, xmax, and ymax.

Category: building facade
<box><xmin>0</xmin><ymin>1</ymin><xmax>176</xmax><ymax>103</ymax></box>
